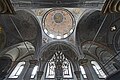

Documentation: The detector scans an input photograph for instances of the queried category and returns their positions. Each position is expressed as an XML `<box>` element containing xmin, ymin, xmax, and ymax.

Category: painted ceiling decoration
<box><xmin>42</xmin><ymin>8</ymin><xmax>75</xmax><ymax>39</ymax></box>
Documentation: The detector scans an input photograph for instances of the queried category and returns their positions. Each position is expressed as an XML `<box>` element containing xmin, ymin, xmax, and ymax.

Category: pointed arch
<box><xmin>38</xmin><ymin>41</ymin><xmax>80</xmax><ymax>76</ymax></box>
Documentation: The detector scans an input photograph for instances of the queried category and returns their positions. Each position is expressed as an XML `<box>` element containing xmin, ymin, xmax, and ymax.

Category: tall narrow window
<box><xmin>80</xmin><ymin>66</ymin><xmax>87</xmax><ymax>78</ymax></box>
<box><xmin>46</xmin><ymin>61</ymin><xmax>55</xmax><ymax>78</ymax></box>
<box><xmin>9</xmin><ymin>62</ymin><xmax>25</xmax><ymax>78</ymax></box>
<box><xmin>63</xmin><ymin>60</ymin><xmax>73</xmax><ymax>78</ymax></box>
<box><xmin>91</xmin><ymin>61</ymin><xmax>106</xmax><ymax>78</ymax></box>
<box><xmin>31</xmin><ymin>65</ymin><xmax>38</xmax><ymax>78</ymax></box>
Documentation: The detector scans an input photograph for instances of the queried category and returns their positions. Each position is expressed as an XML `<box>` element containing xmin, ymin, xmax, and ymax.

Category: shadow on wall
<box><xmin>0</xmin><ymin>56</ymin><xmax>12</xmax><ymax>80</ymax></box>
<box><xmin>106</xmin><ymin>70</ymin><xmax>120</xmax><ymax>80</ymax></box>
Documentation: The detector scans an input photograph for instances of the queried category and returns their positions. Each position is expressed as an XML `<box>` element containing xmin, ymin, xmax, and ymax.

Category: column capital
<box><xmin>29</xmin><ymin>60</ymin><xmax>38</xmax><ymax>68</ymax></box>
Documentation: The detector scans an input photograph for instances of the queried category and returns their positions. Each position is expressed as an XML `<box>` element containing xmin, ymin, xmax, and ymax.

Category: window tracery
<box><xmin>45</xmin><ymin>51</ymin><xmax>73</xmax><ymax>79</ymax></box>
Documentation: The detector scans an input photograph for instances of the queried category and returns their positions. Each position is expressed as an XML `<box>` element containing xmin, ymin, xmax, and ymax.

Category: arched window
<box><xmin>45</xmin><ymin>52</ymin><xmax>73</xmax><ymax>79</ymax></box>
<box><xmin>9</xmin><ymin>62</ymin><xmax>25</xmax><ymax>78</ymax></box>
<box><xmin>91</xmin><ymin>61</ymin><xmax>106</xmax><ymax>78</ymax></box>
<box><xmin>63</xmin><ymin>60</ymin><xmax>73</xmax><ymax>78</ymax></box>
<box><xmin>9</xmin><ymin>62</ymin><xmax>38</xmax><ymax>79</ymax></box>
<box><xmin>45</xmin><ymin>60</ymin><xmax>73</xmax><ymax>79</ymax></box>
<box><xmin>46</xmin><ymin>61</ymin><xmax>55</xmax><ymax>78</ymax></box>
<box><xmin>80</xmin><ymin>66</ymin><xmax>87</xmax><ymax>78</ymax></box>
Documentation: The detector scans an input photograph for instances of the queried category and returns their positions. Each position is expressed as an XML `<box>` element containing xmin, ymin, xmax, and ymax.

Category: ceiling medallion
<box><xmin>111</xmin><ymin>26</ymin><xmax>116</xmax><ymax>31</ymax></box>
<box><xmin>42</xmin><ymin>8</ymin><xmax>75</xmax><ymax>39</ymax></box>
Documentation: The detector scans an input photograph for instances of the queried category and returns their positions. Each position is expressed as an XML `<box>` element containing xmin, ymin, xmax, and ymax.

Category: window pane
<box><xmin>16</xmin><ymin>66</ymin><xmax>24</xmax><ymax>76</ymax></box>
<box><xmin>31</xmin><ymin>66</ymin><xmax>38</xmax><ymax>78</ymax></box>
<box><xmin>45</xmin><ymin>52</ymin><xmax>73</xmax><ymax>79</ymax></box>
<box><xmin>91</xmin><ymin>61</ymin><xmax>106</xmax><ymax>78</ymax></box>
<box><xmin>93</xmin><ymin>65</ymin><xmax>99</xmax><ymax>74</ymax></box>
<box><xmin>46</xmin><ymin>62</ymin><xmax>55</xmax><ymax>78</ymax></box>
<box><xmin>80</xmin><ymin>66</ymin><xmax>87</xmax><ymax>78</ymax></box>
<box><xmin>9</xmin><ymin>62</ymin><xmax>25</xmax><ymax>78</ymax></box>
<box><xmin>63</xmin><ymin>63</ymin><xmax>72</xmax><ymax>78</ymax></box>
<box><xmin>83</xmin><ymin>75</ymin><xmax>87</xmax><ymax>78</ymax></box>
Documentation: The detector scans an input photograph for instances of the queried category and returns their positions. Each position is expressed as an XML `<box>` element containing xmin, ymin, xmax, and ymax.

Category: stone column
<box><xmin>36</xmin><ymin>58</ymin><xmax>46</xmax><ymax>80</ymax></box>
<box><xmin>87</xmin><ymin>62</ymin><xmax>98</xmax><ymax>80</ymax></box>
<box><xmin>17</xmin><ymin>61</ymin><xmax>29</xmax><ymax>80</ymax></box>
<box><xmin>24</xmin><ymin>60</ymin><xmax>38</xmax><ymax>80</ymax></box>
<box><xmin>37</xmin><ymin>71</ymin><xmax>44</xmax><ymax>80</ymax></box>
<box><xmin>83</xmin><ymin>64</ymin><xmax>94</xmax><ymax>80</ymax></box>
<box><xmin>74</xmin><ymin>71</ymin><xmax>81</xmax><ymax>80</ymax></box>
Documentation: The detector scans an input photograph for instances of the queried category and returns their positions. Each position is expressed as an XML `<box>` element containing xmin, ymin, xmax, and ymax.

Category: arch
<box><xmin>82</xmin><ymin>41</ymin><xmax>115</xmax><ymax>63</ymax></box>
<box><xmin>104</xmin><ymin>13</ymin><xmax>120</xmax><ymax>52</ymax></box>
<box><xmin>82</xmin><ymin>41</ymin><xmax>117</xmax><ymax>75</ymax></box>
<box><xmin>39</xmin><ymin>41</ymin><xmax>80</xmax><ymax>72</ymax></box>
<box><xmin>1</xmin><ymin>9</ymin><xmax>42</xmax><ymax>48</ymax></box>
<box><xmin>109</xmin><ymin>17</ymin><xmax>120</xmax><ymax>52</ymax></box>
<box><xmin>76</xmin><ymin>10</ymin><xmax>105</xmax><ymax>45</ymax></box>
<box><xmin>45</xmin><ymin>53</ymin><xmax>74</xmax><ymax>79</ymax></box>
<box><xmin>0</xmin><ymin>41</ymin><xmax>35</xmax><ymax>61</ymax></box>
<box><xmin>0</xmin><ymin>41</ymin><xmax>36</xmax><ymax>79</ymax></box>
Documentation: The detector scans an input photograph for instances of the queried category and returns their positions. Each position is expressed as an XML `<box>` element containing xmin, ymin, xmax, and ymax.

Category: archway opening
<box><xmin>40</xmin><ymin>42</ymin><xmax>79</xmax><ymax>80</ymax></box>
